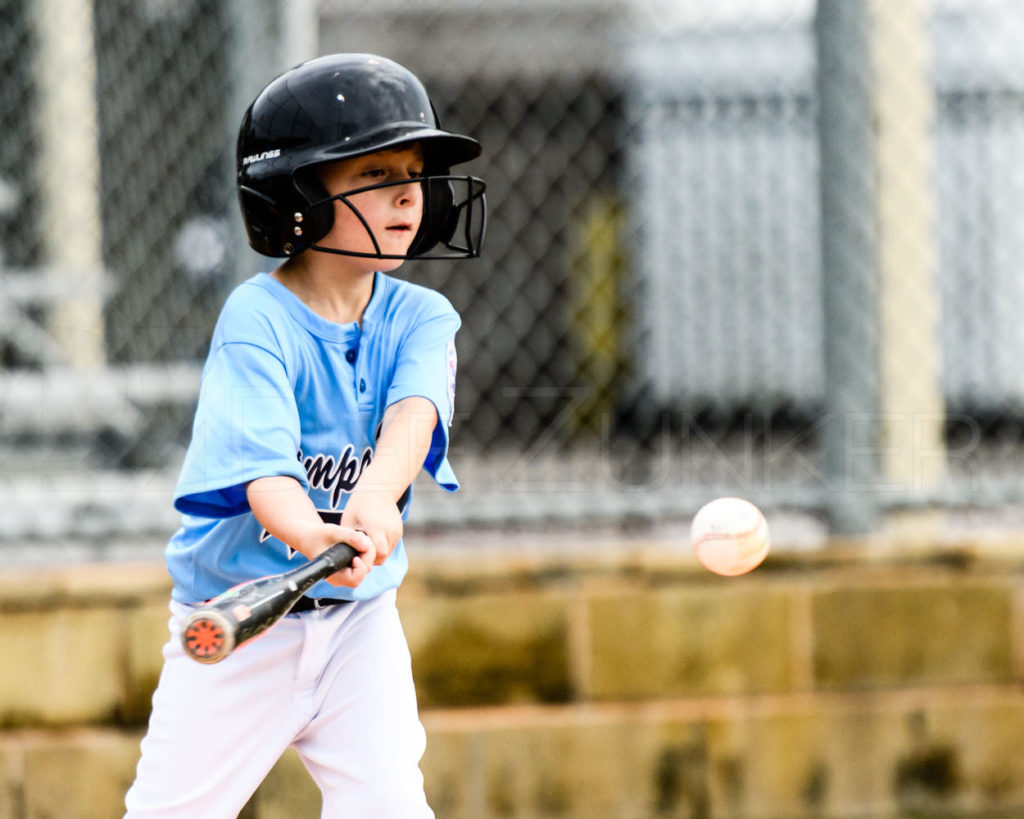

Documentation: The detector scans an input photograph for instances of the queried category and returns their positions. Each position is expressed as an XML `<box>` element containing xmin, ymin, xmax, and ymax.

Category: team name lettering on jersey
<box><xmin>300</xmin><ymin>445</ymin><xmax>374</xmax><ymax>508</ymax></box>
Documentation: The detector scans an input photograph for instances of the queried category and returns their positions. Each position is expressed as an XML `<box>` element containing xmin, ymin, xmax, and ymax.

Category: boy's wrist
<box><xmin>288</xmin><ymin>523</ymin><xmax>330</xmax><ymax>561</ymax></box>
<box><xmin>348</xmin><ymin>472</ymin><xmax>403</xmax><ymax>505</ymax></box>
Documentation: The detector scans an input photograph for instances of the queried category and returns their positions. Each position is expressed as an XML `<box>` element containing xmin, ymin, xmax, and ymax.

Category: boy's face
<box><xmin>316</xmin><ymin>144</ymin><xmax>425</xmax><ymax>268</ymax></box>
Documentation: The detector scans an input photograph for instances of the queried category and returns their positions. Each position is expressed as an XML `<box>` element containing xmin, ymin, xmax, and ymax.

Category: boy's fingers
<box><xmin>327</xmin><ymin>557</ymin><xmax>369</xmax><ymax>588</ymax></box>
<box><xmin>365</xmin><ymin>529</ymin><xmax>391</xmax><ymax>564</ymax></box>
<box><xmin>347</xmin><ymin>525</ymin><xmax>386</xmax><ymax>564</ymax></box>
<box><xmin>327</xmin><ymin>526</ymin><xmax>372</xmax><ymax>554</ymax></box>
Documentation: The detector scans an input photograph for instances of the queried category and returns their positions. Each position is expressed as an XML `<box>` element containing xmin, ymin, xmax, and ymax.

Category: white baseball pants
<box><xmin>124</xmin><ymin>589</ymin><xmax>433</xmax><ymax>818</ymax></box>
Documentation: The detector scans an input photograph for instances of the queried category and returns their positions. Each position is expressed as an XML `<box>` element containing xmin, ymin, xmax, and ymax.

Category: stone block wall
<box><xmin>1</xmin><ymin>541</ymin><xmax>1023</xmax><ymax>817</ymax></box>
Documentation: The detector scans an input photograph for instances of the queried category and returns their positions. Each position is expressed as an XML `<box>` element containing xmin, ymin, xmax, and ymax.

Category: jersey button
<box><xmin>345</xmin><ymin>349</ymin><xmax>357</xmax><ymax>364</ymax></box>
<box><xmin>359</xmin><ymin>378</ymin><xmax>366</xmax><ymax>393</ymax></box>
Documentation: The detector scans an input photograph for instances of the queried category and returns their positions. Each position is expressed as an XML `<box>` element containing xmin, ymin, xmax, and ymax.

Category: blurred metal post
<box><xmin>816</xmin><ymin>0</ymin><xmax>880</xmax><ymax>534</ymax></box>
<box><xmin>817</xmin><ymin>0</ymin><xmax>945</xmax><ymax>536</ymax></box>
<box><xmin>225</xmin><ymin>0</ymin><xmax>287</xmax><ymax>282</ymax></box>
<box><xmin>870</xmin><ymin>0</ymin><xmax>946</xmax><ymax>497</ymax></box>
<box><xmin>282</xmin><ymin>0</ymin><xmax>321</xmax><ymax>67</ymax></box>
<box><xmin>31</xmin><ymin>0</ymin><xmax>105</xmax><ymax>368</ymax></box>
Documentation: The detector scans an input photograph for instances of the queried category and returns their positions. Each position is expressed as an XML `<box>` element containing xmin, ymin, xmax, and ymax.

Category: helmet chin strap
<box><xmin>309</xmin><ymin>244</ymin><xmax>412</xmax><ymax>261</ymax></box>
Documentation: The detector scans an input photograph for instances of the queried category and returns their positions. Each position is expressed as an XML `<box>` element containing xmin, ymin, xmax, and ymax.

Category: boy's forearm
<box><xmin>245</xmin><ymin>476</ymin><xmax>323</xmax><ymax>558</ymax></box>
<box><xmin>356</xmin><ymin>396</ymin><xmax>438</xmax><ymax>501</ymax></box>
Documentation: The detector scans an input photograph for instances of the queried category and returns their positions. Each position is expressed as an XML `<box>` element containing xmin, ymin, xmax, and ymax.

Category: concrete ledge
<box><xmin>419</xmin><ymin>685</ymin><xmax>1024</xmax><ymax>818</ymax></box>
<box><xmin>0</xmin><ymin>563</ymin><xmax>171</xmax><ymax>610</ymax></box>
<box><xmin>0</xmin><ymin>564</ymin><xmax>169</xmax><ymax>729</ymax></box>
<box><xmin>4</xmin><ymin>684</ymin><xmax>1024</xmax><ymax>818</ymax></box>
<box><xmin>813</xmin><ymin>578</ymin><xmax>1015</xmax><ymax>688</ymax></box>
<box><xmin>0</xmin><ymin>542</ymin><xmax>1023</xmax><ymax>816</ymax></box>
<box><xmin>0</xmin><ymin>729</ymin><xmax>142</xmax><ymax>819</ymax></box>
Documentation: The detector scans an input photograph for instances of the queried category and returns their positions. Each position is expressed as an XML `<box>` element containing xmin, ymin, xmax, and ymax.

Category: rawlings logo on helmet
<box><xmin>241</xmin><ymin>149</ymin><xmax>281</xmax><ymax>167</ymax></box>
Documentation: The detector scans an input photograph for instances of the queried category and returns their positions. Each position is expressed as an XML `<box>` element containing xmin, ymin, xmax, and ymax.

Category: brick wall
<box><xmin>1</xmin><ymin>541</ymin><xmax>1023</xmax><ymax>817</ymax></box>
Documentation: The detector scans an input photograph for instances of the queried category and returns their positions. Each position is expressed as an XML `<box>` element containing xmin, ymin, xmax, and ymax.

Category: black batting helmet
<box><xmin>237</xmin><ymin>53</ymin><xmax>486</xmax><ymax>259</ymax></box>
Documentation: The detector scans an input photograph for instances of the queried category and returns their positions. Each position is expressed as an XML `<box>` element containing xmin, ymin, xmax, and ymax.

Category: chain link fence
<box><xmin>3</xmin><ymin>0</ymin><xmax>1024</xmax><ymax>552</ymax></box>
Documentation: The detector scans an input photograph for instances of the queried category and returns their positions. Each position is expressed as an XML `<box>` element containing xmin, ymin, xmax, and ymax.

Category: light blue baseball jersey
<box><xmin>166</xmin><ymin>271</ymin><xmax>460</xmax><ymax>604</ymax></box>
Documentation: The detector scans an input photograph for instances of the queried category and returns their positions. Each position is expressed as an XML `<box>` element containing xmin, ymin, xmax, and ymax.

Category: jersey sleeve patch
<box><xmin>446</xmin><ymin>339</ymin><xmax>457</xmax><ymax>427</ymax></box>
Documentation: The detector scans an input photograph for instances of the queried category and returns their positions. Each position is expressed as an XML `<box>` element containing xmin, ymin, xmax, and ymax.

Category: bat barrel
<box><xmin>179</xmin><ymin>541</ymin><xmax>359</xmax><ymax>664</ymax></box>
<box><xmin>182</xmin><ymin>609</ymin><xmax>237</xmax><ymax>664</ymax></box>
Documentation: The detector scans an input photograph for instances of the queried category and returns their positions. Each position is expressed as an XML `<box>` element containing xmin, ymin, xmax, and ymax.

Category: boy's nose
<box><xmin>395</xmin><ymin>182</ymin><xmax>421</xmax><ymax>207</ymax></box>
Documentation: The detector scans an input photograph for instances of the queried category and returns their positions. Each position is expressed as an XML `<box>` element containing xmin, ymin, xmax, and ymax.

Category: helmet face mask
<box><xmin>237</xmin><ymin>54</ymin><xmax>487</xmax><ymax>260</ymax></box>
<box><xmin>293</xmin><ymin>173</ymin><xmax>487</xmax><ymax>261</ymax></box>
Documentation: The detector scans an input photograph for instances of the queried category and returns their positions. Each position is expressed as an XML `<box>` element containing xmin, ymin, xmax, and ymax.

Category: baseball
<box><xmin>690</xmin><ymin>497</ymin><xmax>769</xmax><ymax>576</ymax></box>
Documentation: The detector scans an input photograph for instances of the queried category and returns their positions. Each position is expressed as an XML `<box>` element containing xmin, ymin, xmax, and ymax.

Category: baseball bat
<box><xmin>180</xmin><ymin>541</ymin><xmax>359</xmax><ymax>664</ymax></box>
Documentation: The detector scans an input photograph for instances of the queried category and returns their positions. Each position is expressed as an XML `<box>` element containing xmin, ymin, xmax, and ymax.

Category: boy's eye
<box><xmin>356</xmin><ymin>164</ymin><xmax>422</xmax><ymax>182</ymax></box>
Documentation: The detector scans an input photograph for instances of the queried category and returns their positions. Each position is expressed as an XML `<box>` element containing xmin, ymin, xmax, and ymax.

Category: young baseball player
<box><xmin>124</xmin><ymin>53</ymin><xmax>486</xmax><ymax>817</ymax></box>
